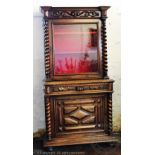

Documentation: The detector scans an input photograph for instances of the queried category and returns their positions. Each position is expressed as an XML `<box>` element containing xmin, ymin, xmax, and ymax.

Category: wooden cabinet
<box><xmin>41</xmin><ymin>6</ymin><xmax>115</xmax><ymax>147</ymax></box>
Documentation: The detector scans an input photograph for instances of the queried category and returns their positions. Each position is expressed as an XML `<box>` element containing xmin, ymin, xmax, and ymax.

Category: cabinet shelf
<box><xmin>54</xmin><ymin>31</ymin><xmax>97</xmax><ymax>35</ymax></box>
<box><xmin>55</xmin><ymin>51</ymin><xmax>97</xmax><ymax>54</ymax></box>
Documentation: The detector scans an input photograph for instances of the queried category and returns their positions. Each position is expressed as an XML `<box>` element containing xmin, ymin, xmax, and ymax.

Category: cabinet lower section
<box><xmin>56</xmin><ymin>95</ymin><xmax>105</xmax><ymax>134</ymax></box>
<box><xmin>44</xmin><ymin>80</ymin><xmax>114</xmax><ymax>147</ymax></box>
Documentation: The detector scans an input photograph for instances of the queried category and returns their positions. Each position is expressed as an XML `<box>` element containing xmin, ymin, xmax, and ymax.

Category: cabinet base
<box><xmin>44</xmin><ymin>132</ymin><xmax>118</xmax><ymax>147</ymax></box>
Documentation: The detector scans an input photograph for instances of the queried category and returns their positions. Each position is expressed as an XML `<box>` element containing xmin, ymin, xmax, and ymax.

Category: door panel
<box><xmin>54</xmin><ymin>95</ymin><xmax>107</xmax><ymax>135</ymax></box>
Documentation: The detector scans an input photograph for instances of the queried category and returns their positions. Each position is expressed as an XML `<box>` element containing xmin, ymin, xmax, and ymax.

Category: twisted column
<box><xmin>45</xmin><ymin>97</ymin><xmax>52</xmax><ymax>140</ymax></box>
<box><xmin>44</xmin><ymin>20</ymin><xmax>50</xmax><ymax>79</ymax></box>
<box><xmin>108</xmin><ymin>94</ymin><xmax>112</xmax><ymax>134</ymax></box>
<box><xmin>101</xmin><ymin>18</ymin><xmax>109</xmax><ymax>79</ymax></box>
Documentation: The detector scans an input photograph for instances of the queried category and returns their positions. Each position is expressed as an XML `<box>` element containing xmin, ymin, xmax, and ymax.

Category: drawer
<box><xmin>53</xmin><ymin>95</ymin><xmax>107</xmax><ymax>135</ymax></box>
<box><xmin>44</xmin><ymin>80</ymin><xmax>113</xmax><ymax>96</ymax></box>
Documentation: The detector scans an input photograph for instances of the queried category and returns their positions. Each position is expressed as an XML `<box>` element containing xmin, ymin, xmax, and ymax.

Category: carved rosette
<box><xmin>43</xmin><ymin>20</ymin><xmax>50</xmax><ymax>79</ymax></box>
<box><xmin>108</xmin><ymin>94</ymin><xmax>112</xmax><ymax>134</ymax></box>
<box><xmin>45</xmin><ymin>97</ymin><xmax>52</xmax><ymax>140</ymax></box>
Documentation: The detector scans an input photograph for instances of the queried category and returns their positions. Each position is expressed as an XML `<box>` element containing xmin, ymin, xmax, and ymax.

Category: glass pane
<box><xmin>53</xmin><ymin>24</ymin><xmax>98</xmax><ymax>75</ymax></box>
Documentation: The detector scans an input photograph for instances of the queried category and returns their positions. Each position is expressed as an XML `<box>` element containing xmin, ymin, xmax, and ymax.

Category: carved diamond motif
<box><xmin>64</xmin><ymin>117</ymin><xmax>78</xmax><ymax>125</ymax></box>
<box><xmin>71</xmin><ymin>109</ymin><xmax>89</xmax><ymax>120</ymax></box>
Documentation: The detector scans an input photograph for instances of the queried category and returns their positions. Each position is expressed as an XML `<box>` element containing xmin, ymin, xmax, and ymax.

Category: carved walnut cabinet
<box><xmin>41</xmin><ymin>6</ymin><xmax>115</xmax><ymax>147</ymax></box>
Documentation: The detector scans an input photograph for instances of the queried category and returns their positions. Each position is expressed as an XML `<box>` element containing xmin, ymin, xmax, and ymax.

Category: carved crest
<box><xmin>41</xmin><ymin>6</ymin><xmax>110</xmax><ymax>19</ymax></box>
<box><xmin>51</xmin><ymin>10</ymin><xmax>101</xmax><ymax>18</ymax></box>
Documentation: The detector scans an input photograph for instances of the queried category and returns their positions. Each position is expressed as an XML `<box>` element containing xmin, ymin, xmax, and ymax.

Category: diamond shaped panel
<box><xmin>71</xmin><ymin>109</ymin><xmax>89</xmax><ymax>120</ymax></box>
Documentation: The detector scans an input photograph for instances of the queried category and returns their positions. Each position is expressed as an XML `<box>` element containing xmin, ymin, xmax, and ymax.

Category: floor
<box><xmin>33</xmin><ymin>135</ymin><xmax>121</xmax><ymax>155</ymax></box>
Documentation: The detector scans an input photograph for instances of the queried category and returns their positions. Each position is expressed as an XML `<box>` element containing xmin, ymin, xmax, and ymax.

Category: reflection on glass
<box><xmin>53</xmin><ymin>24</ymin><xmax>98</xmax><ymax>75</ymax></box>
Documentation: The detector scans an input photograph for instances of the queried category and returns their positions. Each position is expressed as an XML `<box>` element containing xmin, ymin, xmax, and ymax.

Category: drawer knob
<box><xmin>76</xmin><ymin>86</ymin><xmax>84</xmax><ymax>91</ymax></box>
<box><xmin>58</xmin><ymin>87</ymin><xmax>64</xmax><ymax>91</ymax></box>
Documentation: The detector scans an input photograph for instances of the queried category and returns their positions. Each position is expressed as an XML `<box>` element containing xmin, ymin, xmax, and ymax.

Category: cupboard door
<box><xmin>53</xmin><ymin>24</ymin><xmax>98</xmax><ymax>75</ymax></box>
<box><xmin>54</xmin><ymin>95</ymin><xmax>107</xmax><ymax>135</ymax></box>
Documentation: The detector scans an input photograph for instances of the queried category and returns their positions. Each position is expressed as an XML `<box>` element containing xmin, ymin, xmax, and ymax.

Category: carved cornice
<box><xmin>99</xmin><ymin>6</ymin><xmax>111</xmax><ymax>19</ymax></box>
<box><xmin>51</xmin><ymin>10</ymin><xmax>101</xmax><ymax>18</ymax></box>
<box><xmin>41</xmin><ymin>6</ymin><xmax>110</xmax><ymax>19</ymax></box>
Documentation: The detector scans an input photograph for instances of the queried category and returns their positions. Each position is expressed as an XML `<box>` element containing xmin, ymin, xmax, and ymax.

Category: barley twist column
<box><xmin>101</xmin><ymin>18</ymin><xmax>109</xmax><ymax>79</ymax></box>
<box><xmin>44</xmin><ymin>20</ymin><xmax>50</xmax><ymax>79</ymax></box>
<box><xmin>108</xmin><ymin>93</ymin><xmax>113</xmax><ymax>134</ymax></box>
<box><xmin>100</xmin><ymin>6</ymin><xmax>110</xmax><ymax>79</ymax></box>
<box><xmin>45</xmin><ymin>97</ymin><xmax>52</xmax><ymax>140</ymax></box>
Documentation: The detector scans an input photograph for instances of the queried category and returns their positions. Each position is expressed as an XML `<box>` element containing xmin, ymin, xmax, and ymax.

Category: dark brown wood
<box><xmin>41</xmin><ymin>6</ymin><xmax>110</xmax><ymax>19</ymax></box>
<box><xmin>44</xmin><ymin>97</ymin><xmax>52</xmax><ymax>140</ymax></box>
<box><xmin>43</xmin><ymin>20</ymin><xmax>51</xmax><ymax>80</ymax></box>
<box><xmin>108</xmin><ymin>93</ymin><xmax>113</xmax><ymax>134</ymax></box>
<box><xmin>41</xmin><ymin>6</ymin><xmax>114</xmax><ymax>147</ymax></box>
<box><xmin>44</xmin><ymin>79</ymin><xmax>113</xmax><ymax>96</ymax></box>
<box><xmin>44</xmin><ymin>132</ymin><xmax>117</xmax><ymax>147</ymax></box>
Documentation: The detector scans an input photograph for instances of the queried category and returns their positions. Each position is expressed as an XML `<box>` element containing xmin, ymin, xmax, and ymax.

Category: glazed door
<box><xmin>49</xmin><ymin>19</ymin><xmax>102</xmax><ymax>80</ymax></box>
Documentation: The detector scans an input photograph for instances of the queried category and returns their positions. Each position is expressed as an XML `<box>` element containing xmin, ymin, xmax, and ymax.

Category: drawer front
<box><xmin>54</xmin><ymin>95</ymin><xmax>107</xmax><ymax>134</ymax></box>
<box><xmin>45</xmin><ymin>82</ymin><xmax>113</xmax><ymax>96</ymax></box>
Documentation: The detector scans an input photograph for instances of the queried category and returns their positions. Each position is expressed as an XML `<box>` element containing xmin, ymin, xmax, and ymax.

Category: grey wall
<box><xmin>33</xmin><ymin>16</ymin><xmax>45</xmax><ymax>131</ymax></box>
<box><xmin>33</xmin><ymin>7</ymin><xmax>121</xmax><ymax>132</ymax></box>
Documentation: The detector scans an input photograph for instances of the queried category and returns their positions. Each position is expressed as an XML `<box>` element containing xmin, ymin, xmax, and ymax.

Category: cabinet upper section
<box><xmin>41</xmin><ymin>6</ymin><xmax>110</xmax><ymax>81</ymax></box>
<box><xmin>41</xmin><ymin>6</ymin><xmax>110</xmax><ymax>19</ymax></box>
